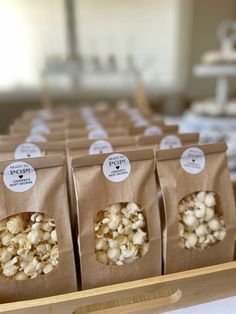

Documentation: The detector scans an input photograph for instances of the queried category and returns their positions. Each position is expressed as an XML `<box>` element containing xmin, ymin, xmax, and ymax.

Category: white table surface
<box><xmin>164</xmin><ymin>295</ymin><xmax>236</xmax><ymax>313</ymax></box>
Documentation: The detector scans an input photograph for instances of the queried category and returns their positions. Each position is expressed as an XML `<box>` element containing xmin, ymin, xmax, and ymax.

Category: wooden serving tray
<box><xmin>1</xmin><ymin>261</ymin><xmax>236</xmax><ymax>314</ymax></box>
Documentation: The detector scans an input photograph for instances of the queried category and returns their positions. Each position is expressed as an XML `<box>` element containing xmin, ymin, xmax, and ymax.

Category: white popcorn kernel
<box><xmin>132</xmin><ymin>230</ymin><xmax>146</xmax><ymax>245</ymax></box>
<box><xmin>185</xmin><ymin>233</ymin><xmax>198</xmax><ymax>249</ymax></box>
<box><xmin>6</xmin><ymin>216</ymin><xmax>25</xmax><ymax>234</ymax></box>
<box><xmin>205</xmin><ymin>193</ymin><xmax>216</xmax><ymax>207</ymax></box>
<box><xmin>108</xmin><ymin>239</ymin><xmax>119</xmax><ymax>249</ymax></box>
<box><xmin>48</xmin><ymin>219</ymin><xmax>55</xmax><ymax>227</ymax></box>
<box><xmin>15</xmin><ymin>272</ymin><xmax>29</xmax><ymax>280</ymax></box>
<box><xmin>31</xmin><ymin>222</ymin><xmax>41</xmax><ymax>230</ymax></box>
<box><xmin>196</xmin><ymin>191</ymin><xmax>206</xmax><ymax>202</ymax></box>
<box><xmin>102</xmin><ymin>218</ymin><xmax>111</xmax><ymax>224</ymax></box>
<box><xmin>110</xmin><ymin>203</ymin><xmax>121</xmax><ymax>214</ymax></box>
<box><xmin>108</xmin><ymin>218</ymin><xmax>120</xmax><ymax>231</ymax></box>
<box><xmin>42</xmin><ymin>231</ymin><xmax>51</xmax><ymax>241</ymax></box>
<box><xmin>117</xmin><ymin>224</ymin><xmax>125</xmax><ymax>234</ymax></box>
<box><xmin>107</xmin><ymin>248</ymin><xmax>120</xmax><ymax>261</ymax></box>
<box><xmin>208</xmin><ymin>218</ymin><xmax>220</xmax><ymax>231</ymax></box>
<box><xmin>7</xmin><ymin>245</ymin><xmax>16</xmax><ymax>255</ymax></box>
<box><xmin>204</xmin><ymin>207</ymin><xmax>215</xmax><ymax>222</ymax></box>
<box><xmin>116</xmin><ymin>235</ymin><xmax>128</xmax><ymax>245</ymax></box>
<box><xmin>140</xmin><ymin>242</ymin><xmax>150</xmax><ymax>257</ymax></box>
<box><xmin>12</xmin><ymin>233</ymin><xmax>27</xmax><ymax>244</ymax></box>
<box><xmin>217</xmin><ymin>229</ymin><xmax>226</xmax><ymax>241</ymax></box>
<box><xmin>183</xmin><ymin>214</ymin><xmax>199</xmax><ymax>229</ymax></box>
<box><xmin>1</xmin><ymin>233</ymin><xmax>14</xmax><ymax>246</ymax></box>
<box><xmin>51</xmin><ymin>230</ymin><xmax>57</xmax><ymax>242</ymax></box>
<box><xmin>24</xmin><ymin>262</ymin><xmax>36</xmax><ymax>276</ymax></box>
<box><xmin>195</xmin><ymin>224</ymin><xmax>208</xmax><ymax>237</ymax></box>
<box><xmin>95</xmin><ymin>238</ymin><xmax>108</xmax><ymax>250</ymax></box>
<box><xmin>127</xmin><ymin>203</ymin><xmax>138</xmax><ymax>214</ymax></box>
<box><xmin>27</xmin><ymin>230</ymin><xmax>43</xmax><ymax>245</ymax></box>
<box><xmin>35</xmin><ymin>214</ymin><xmax>44</xmax><ymax>223</ymax></box>
<box><xmin>116</xmin><ymin>260</ymin><xmax>123</xmax><ymax>266</ymax></box>
<box><xmin>132</xmin><ymin>220</ymin><xmax>145</xmax><ymax>230</ymax></box>
<box><xmin>41</xmin><ymin>222</ymin><xmax>53</xmax><ymax>232</ymax></box>
<box><xmin>0</xmin><ymin>248</ymin><xmax>12</xmax><ymax>263</ymax></box>
<box><xmin>2</xmin><ymin>260</ymin><xmax>18</xmax><ymax>277</ymax></box>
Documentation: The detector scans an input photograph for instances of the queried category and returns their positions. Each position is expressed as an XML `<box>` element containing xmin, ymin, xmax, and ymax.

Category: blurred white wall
<box><xmin>0</xmin><ymin>0</ymin><xmax>193</xmax><ymax>95</ymax></box>
<box><xmin>77</xmin><ymin>0</ymin><xmax>193</xmax><ymax>93</ymax></box>
<box><xmin>0</xmin><ymin>0</ymin><xmax>66</xmax><ymax>89</ymax></box>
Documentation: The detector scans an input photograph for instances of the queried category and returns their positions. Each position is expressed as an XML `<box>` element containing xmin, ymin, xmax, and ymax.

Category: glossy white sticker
<box><xmin>160</xmin><ymin>135</ymin><xmax>182</xmax><ymax>149</ymax></box>
<box><xmin>88</xmin><ymin>128</ymin><xmax>108</xmax><ymax>140</ymax></box>
<box><xmin>180</xmin><ymin>147</ymin><xmax>205</xmax><ymax>174</ymax></box>
<box><xmin>14</xmin><ymin>143</ymin><xmax>42</xmax><ymax>159</ymax></box>
<box><xmin>25</xmin><ymin>134</ymin><xmax>47</xmax><ymax>143</ymax></box>
<box><xmin>144</xmin><ymin>125</ymin><xmax>163</xmax><ymax>136</ymax></box>
<box><xmin>31</xmin><ymin>124</ymin><xmax>50</xmax><ymax>135</ymax></box>
<box><xmin>89</xmin><ymin>140</ymin><xmax>113</xmax><ymax>155</ymax></box>
<box><xmin>3</xmin><ymin>162</ymin><xmax>37</xmax><ymax>192</ymax></box>
<box><xmin>103</xmin><ymin>153</ymin><xmax>131</xmax><ymax>182</ymax></box>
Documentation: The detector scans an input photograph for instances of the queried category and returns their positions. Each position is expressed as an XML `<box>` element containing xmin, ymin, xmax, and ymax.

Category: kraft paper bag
<box><xmin>73</xmin><ymin>149</ymin><xmax>161</xmax><ymax>289</ymax></box>
<box><xmin>156</xmin><ymin>142</ymin><xmax>236</xmax><ymax>274</ymax></box>
<box><xmin>0</xmin><ymin>155</ymin><xmax>77</xmax><ymax>302</ymax></box>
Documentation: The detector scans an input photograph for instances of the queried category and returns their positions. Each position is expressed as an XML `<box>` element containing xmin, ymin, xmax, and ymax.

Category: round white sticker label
<box><xmin>89</xmin><ymin>140</ymin><xmax>113</xmax><ymax>155</ymax></box>
<box><xmin>144</xmin><ymin>125</ymin><xmax>163</xmax><ymax>136</ymax></box>
<box><xmin>31</xmin><ymin>124</ymin><xmax>50</xmax><ymax>135</ymax></box>
<box><xmin>25</xmin><ymin>134</ymin><xmax>47</xmax><ymax>143</ymax></box>
<box><xmin>3</xmin><ymin>162</ymin><xmax>37</xmax><ymax>192</ymax></box>
<box><xmin>180</xmin><ymin>147</ymin><xmax>205</xmax><ymax>174</ymax></box>
<box><xmin>88</xmin><ymin>129</ymin><xmax>108</xmax><ymax>140</ymax></box>
<box><xmin>160</xmin><ymin>135</ymin><xmax>182</xmax><ymax>149</ymax></box>
<box><xmin>14</xmin><ymin>143</ymin><xmax>42</xmax><ymax>159</ymax></box>
<box><xmin>103</xmin><ymin>153</ymin><xmax>131</xmax><ymax>182</ymax></box>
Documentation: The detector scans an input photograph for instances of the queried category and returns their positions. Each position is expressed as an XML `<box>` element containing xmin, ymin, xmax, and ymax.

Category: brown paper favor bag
<box><xmin>129</xmin><ymin>124</ymin><xmax>179</xmax><ymax>136</ymax></box>
<box><xmin>10</xmin><ymin>122</ymin><xmax>66</xmax><ymax>135</ymax></box>
<box><xmin>156</xmin><ymin>142</ymin><xmax>236</xmax><ymax>274</ymax></box>
<box><xmin>73</xmin><ymin>149</ymin><xmax>161</xmax><ymax>289</ymax></box>
<box><xmin>67</xmin><ymin>127</ymin><xmax>128</xmax><ymax>139</ymax></box>
<box><xmin>137</xmin><ymin>133</ymin><xmax>199</xmax><ymax>150</ymax></box>
<box><xmin>0</xmin><ymin>132</ymin><xmax>66</xmax><ymax>143</ymax></box>
<box><xmin>0</xmin><ymin>141</ymin><xmax>66</xmax><ymax>161</ymax></box>
<box><xmin>67</xmin><ymin>137</ymin><xmax>138</xmax><ymax>231</ymax></box>
<box><xmin>0</xmin><ymin>155</ymin><xmax>77</xmax><ymax>302</ymax></box>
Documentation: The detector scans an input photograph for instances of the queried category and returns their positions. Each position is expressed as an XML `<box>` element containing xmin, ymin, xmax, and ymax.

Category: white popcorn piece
<box><xmin>51</xmin><ymin>230</ymin><xmax>57</xmax><ymax>243</ymax></box>
<box><xmin>7</xmin><ymin>216</ymin><xmax>25</xmax><ymax>235</ymax></box>
<box><xmin>3</xmin><ymin>260</ymin><xmax>18</xmax><ymax>277</ymax></box>
<box><xmin>205</xmin><ymin>193</ymin><xmax>216</xmax><ymax>207</ymax></box>
<box><xmin>94</xmin><ymin>202</ymin><xmax>149</xmax><ymax>265</ymax></box>
<box><xmin>15</xmin><ymin>271</ymin><xmax>29</xmax><ymax>281</ymax></box>
<box><xmin>178</xmin><ymin>192</ymin><xmax>226</xmax><ymax>250</ymax></box>
<box><xmin>27</xmin><ymin>230</ymin><xmax>43</xmax><ymax>245</ymax></box>
<box><xmin>183</xmin><ymin>214</ymin><xmax>199</xmax><ymax>229</ymax></box>
<box><xmin>95</xmin><ymin>238</ymin><xmax>108</xmax><ymax>250</ymax></box>
<box><xmin>208</xmin><ymin>218</ymin><xmax>220</xmax><ymax>231</ymax></box>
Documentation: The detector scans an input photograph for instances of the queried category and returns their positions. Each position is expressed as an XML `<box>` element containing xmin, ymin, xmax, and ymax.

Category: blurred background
<box><xmin>0</xmin><ymin>0</ymin><xmax>236</xmax><ymax>131</ymax></box>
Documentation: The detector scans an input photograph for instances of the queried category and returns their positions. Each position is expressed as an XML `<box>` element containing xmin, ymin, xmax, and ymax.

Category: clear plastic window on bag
<box><xmin>178</xmin><ymin>192</ymin><xmax>226</xmax><ymax>250</ymax></box>
<box><xmin>0</xmin><ymin>212</ymin><xmax>59</xmax><ymax>280</ymax></box>
<box><xmin>94</xmin><ymin>202</ymin><xmax>149</xmax><ymax>266</ymax></box>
